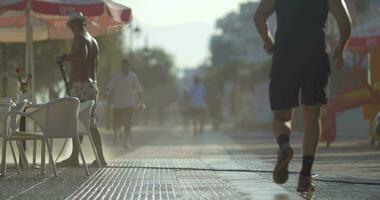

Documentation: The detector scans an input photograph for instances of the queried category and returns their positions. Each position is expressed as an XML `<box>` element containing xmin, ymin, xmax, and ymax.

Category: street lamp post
<box><xmin>129</xmin><ymin>23</ymin><xmax>142</xmax><ymax>54</ymax></box>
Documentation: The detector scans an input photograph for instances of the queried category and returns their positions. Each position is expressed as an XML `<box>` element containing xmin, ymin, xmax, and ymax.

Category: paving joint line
<box><xmin>6</xmin><ymin>169</ymin><xmax>65</xmax><ymax>200</ymax></box>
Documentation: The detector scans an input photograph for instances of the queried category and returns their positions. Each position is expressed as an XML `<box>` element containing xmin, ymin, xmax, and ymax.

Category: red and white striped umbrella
<box><xmin>0</xmin><ymin>0</ymin><xmax>133</xmax><ymax>97</ymax></box>
<box><xmin>0</xmin><ymin>0</ymin><xmax>132</xmax><ymax>41</ymax></box>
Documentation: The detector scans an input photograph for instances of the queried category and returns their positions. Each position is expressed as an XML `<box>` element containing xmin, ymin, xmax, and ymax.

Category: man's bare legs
<box><xmin>272</xmin><ymin>105</ymin><xmax>321</xmax><ymax>191</ymax></box>
<box><xmin>123</xmin><ymin>108</ymin><xmax>133</xmax><ymax>149</ymax></box>
<box><xmin>191</xmin><ymin>110</ymin><xmax>198</xmax><ymax>135</ymax></box>
<box><xmin>272</xmin><ymin>109</ymin><xmax>292</xmax><ymax>138</ymax></box>
<box><xmin>192</xmin><ymin>115</ymin><xmax>198</xmax><ymax>135</ymax></box>
<box><xmin>123</xmin><ymin>128</ymin><xmax>131</xmax><ymax>149</ymax></box>
<box><xmin>199</xmin><ymin>112</ymin><xmax>205</xmax><ymax>134</ymax></box>
<box><xmin>294</xmin><ymin>105</ymin><xmax>321</xmax><ymax>192</ymax></box>
<box><xmin>113</xmin><ymin>125</ymin><xmax>120</xmax><ymax>145</ymax></box>
<box><xmin>272</xmin><ymin>109</ymin><xmax>294</xmax><ymax>184</ymax></box>
<box><xmin>58</xmin><ymin>123</ymin><xmax>107</xmax><ymax>167</ymax></box>
<box><xmin>123</xmin><ymin>123</ymin><xmax>132</xmax><ymax>149</ymax></box>
<box><xmin>90</xmin><ymin>124</ymin><xmax>107</xmax><ymax>166</ymax></box>
<box><xmin>302</xmin><ymin>105</ymin><xmax>321</xmax><ymax>156</ymax></box>
<box><xmin>192</xmin><ymin>113</ymin><xmax>205</xmax><ymax>135</ymax></box>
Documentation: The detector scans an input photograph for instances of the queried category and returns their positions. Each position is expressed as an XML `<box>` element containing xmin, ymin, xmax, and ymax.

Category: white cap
<box><xmin>66</xmin><ymin>12</ymin><xmax>86</xmax><ymax>25</ymax></box>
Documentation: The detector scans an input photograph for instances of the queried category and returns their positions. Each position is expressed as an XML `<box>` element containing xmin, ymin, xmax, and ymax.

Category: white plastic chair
<box><xmin>21</xmin><ymin>103</ymin><xmax>52</xmax><ymax>167</ymax></box>
<box><xmin>10</xmin><ymin>100</ymin><xmax>30</xmax><ymax>169</ymax></box>
<box><xmin>78</xmin><ymin>100</ymin><xmax>101</xmax><ymax>167</ymax></box>
<box><xmin>0</xmin><ymin>101</ymin><xmax>21</xmax><ymax>176</ymax></box>
<box><xmin>1</xmin><ymin>97</ymin><xmax>89</xmax><ymax>177</ymax></box>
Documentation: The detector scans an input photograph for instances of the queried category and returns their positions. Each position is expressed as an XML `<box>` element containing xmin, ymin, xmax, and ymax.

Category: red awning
<box><xmin>0</xmin><ymin>0</ymin><xmax>132</xmax><ymax>24</ymax></box>
<box><xmin>0</xmin><ymin>0</ymin><xmax>132</xmax><ymax>42</ymax></box>
<box><xmin>0</xmin><ymin>0</ymin><xmax>26</xmax><ymax>11</ymax></box>
<box><xmin>348</xmin><ymin>16</ymin><xmax>380</xmax><ymax>51</ymax></box>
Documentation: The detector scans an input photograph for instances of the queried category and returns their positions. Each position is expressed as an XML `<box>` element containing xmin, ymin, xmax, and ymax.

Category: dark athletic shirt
<box><xmin>274</xmin><ymin>0</ymin><xmax>329</xmax><ymax>53</ymax></box>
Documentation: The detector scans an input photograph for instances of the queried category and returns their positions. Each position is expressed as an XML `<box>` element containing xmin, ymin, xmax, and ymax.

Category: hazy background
<box><xmin>0</xmin><ymin>0</ymin><xmax>377</xmax><ymax>135</ymax></box>
<box><xmin>117</xmin><ymin>0</ymin><xmax>253</xmax><ymax>68</ymax></box>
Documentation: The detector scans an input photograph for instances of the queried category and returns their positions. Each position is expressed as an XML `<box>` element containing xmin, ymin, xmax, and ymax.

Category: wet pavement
<box><xmin>0</xmin><ymin>126</ymin><xmax>379</xmax><ymax>199</ymax></box>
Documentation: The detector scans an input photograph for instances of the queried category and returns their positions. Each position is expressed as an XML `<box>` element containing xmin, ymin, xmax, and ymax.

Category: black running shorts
<box><xmin>269</xmin><ymin>51</ymin><xmax>330</xmax><ymax>111</ymax></box>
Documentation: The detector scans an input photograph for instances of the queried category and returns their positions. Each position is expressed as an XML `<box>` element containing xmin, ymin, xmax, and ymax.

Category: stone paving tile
<box><xmin>6</xmin><ymin>127</ymin><xmax>362</xmax><ymax>200</ymax></box>
<box><xmin>0</xmin><ymin>167</ymin><xmax>98</xmax><ymax>200</ymax></box>
<box><xmin>66</xmin><ymin>129</ymin><xmax>301</xmax><ymax>200</ymax></box>
<box><xmin>241</xmin><ymin>158</ymin><xmax>380</xmax><ymax>200</ymax></box>
<box><xmin>225</xmin><ymin>130</ymin><xmax>380</xmax><ymax>200</ymax></box>
<box><xmin>67</xmin><ymin>159</ymin><xmax>247</xmax><ymax>200</ymax></box>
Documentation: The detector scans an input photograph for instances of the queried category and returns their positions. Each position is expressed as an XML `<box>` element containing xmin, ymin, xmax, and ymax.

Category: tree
<box><xmin>210</xmin><ymin>2</ymin><xmax>274</xmax><ymax>67</ymax></box>
<box><xmin>96</xmin><ymin>32</ymin><xmax>126</xmax><ymax>96</ymax></box>
<box><xmin>128</xmin><ymin>47</ymin><xmax>178</xmax><ymax>118</ymax></box>
<box><xmin>0</xmin><ymin>40</ymin><xmax>71</xmax><ymax>100</ymax></box>
<box><xmin>33</xmin><ymin>40</ymin><xmax>71</xmax><ymax>99</ymax></box>
<box><xmin>0</xmin><ymin>43</ymin><xmax>25</xmax><ymax>97</ymax></box>
<box><xmin>131</xmin><ymin>48</ymin><xmax>175</xmax><ymax>88</ymax></box>
<box><xmin>207</xmin><ymin>2</ymin><xmax>275</xmax><ymax>92</ymax></box>
<box><xmin>210</xmin><ymin>36</ymin><xmax>238</xmax><ymax>66</ymax></box>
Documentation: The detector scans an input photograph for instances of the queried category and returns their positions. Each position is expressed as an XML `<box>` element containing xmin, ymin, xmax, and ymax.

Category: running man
<box><xmin>254</xmin><ymin>0</ymin><xmax>351</xmax><ymax>192</ymax></box>
<box><xmin>57</xmin><ymin>12</ymin><xmax>107</xmax><ymax>166</ymax></box>
<box><xmin>188</xmin><ymin>76</ymin><xmax>207</xmax><ymax>135</ymax></box>
<box><xmin>108</xmin><ymin>59</ymin><xmax>145</xmax><ymax>149</ymax></box>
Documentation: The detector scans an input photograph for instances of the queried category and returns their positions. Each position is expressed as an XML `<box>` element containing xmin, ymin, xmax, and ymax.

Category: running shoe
<box><xmin>273</xmin><ymin>145</ymin><xmax>294</xmax><ymax>184</ymax></box>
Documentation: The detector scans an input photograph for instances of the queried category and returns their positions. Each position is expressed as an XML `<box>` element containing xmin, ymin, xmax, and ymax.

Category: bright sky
<box><xmin>116</xmin><ymin>0</ymin><xmax>253</xmax><ymax>68</ymax></box>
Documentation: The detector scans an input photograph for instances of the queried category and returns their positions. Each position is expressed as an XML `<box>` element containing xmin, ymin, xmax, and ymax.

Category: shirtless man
<box><xmin>255</xmin><ymin>0</ymin><xmax>351</xmax><ymax>192</ymax></box>
<box><xmin>57</xmin><ymin>12</ymin><xmax>107</xmax><ymax>166</ymax></box>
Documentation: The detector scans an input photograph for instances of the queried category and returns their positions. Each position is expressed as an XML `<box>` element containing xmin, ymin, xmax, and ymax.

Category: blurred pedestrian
<box><xmin>178</xmin><ymin>90</ymin><xmax>191</xmax><ymax>130</ymax></box>
<box><xmin>108</xmin><ymin>59</ymin><xmax>145</xmax><ymax>149</ymax></box>
<box><xmin>255</xmin><ymin>0</ymin><xmax>351</xmax><ymax>192</ymax></box>
<box><xmin>188</xmin><ymin>76</ymin><xmax>207</xmax><ymax>135</ymax></box>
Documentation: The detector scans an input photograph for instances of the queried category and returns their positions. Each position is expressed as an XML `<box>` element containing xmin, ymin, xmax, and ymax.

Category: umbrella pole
<box><xmin>58</xmin><ymin>63</ymin><xmax>71</xmax><ymax>96</ymax></box>
<box><xmin>19</xmin><ymin>0</ymin><xmax>33</xmax><ymax>169</ymax></box>
<box><xmin>25</xmin><ymin>0</ymin><xmax>34</xmax><ymax>101</ymax></box>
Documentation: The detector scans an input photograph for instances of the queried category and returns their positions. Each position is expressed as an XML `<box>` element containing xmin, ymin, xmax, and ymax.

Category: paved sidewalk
<box><xmin>1</xmin><ymin>126</ymin><xmax>379</xmax><ymax>199</ymax></box>
<box><xmin>0</xmin><ymin>127</ymin><xmax>299</xmax><ymax>200</ymax></box>
<box><xmin>66</xmin><ymin>128</ymin><xmax>298</xmax><ymax>200</ymax></box>
<box><xmin>225</xmin><ymin>129</ymin><xmax>380</xmax><ymax>200</ymax></box>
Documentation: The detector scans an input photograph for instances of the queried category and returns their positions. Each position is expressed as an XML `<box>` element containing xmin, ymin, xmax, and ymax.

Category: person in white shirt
<box><xmin>188</xmin><ymin>76</ymin><xmax>207</xmax><ymax>135</ymax></box>
<box><xmin>108</xmin><ymin>59</ymin><xmax>145</xmax><ymax>148</ymax></box>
